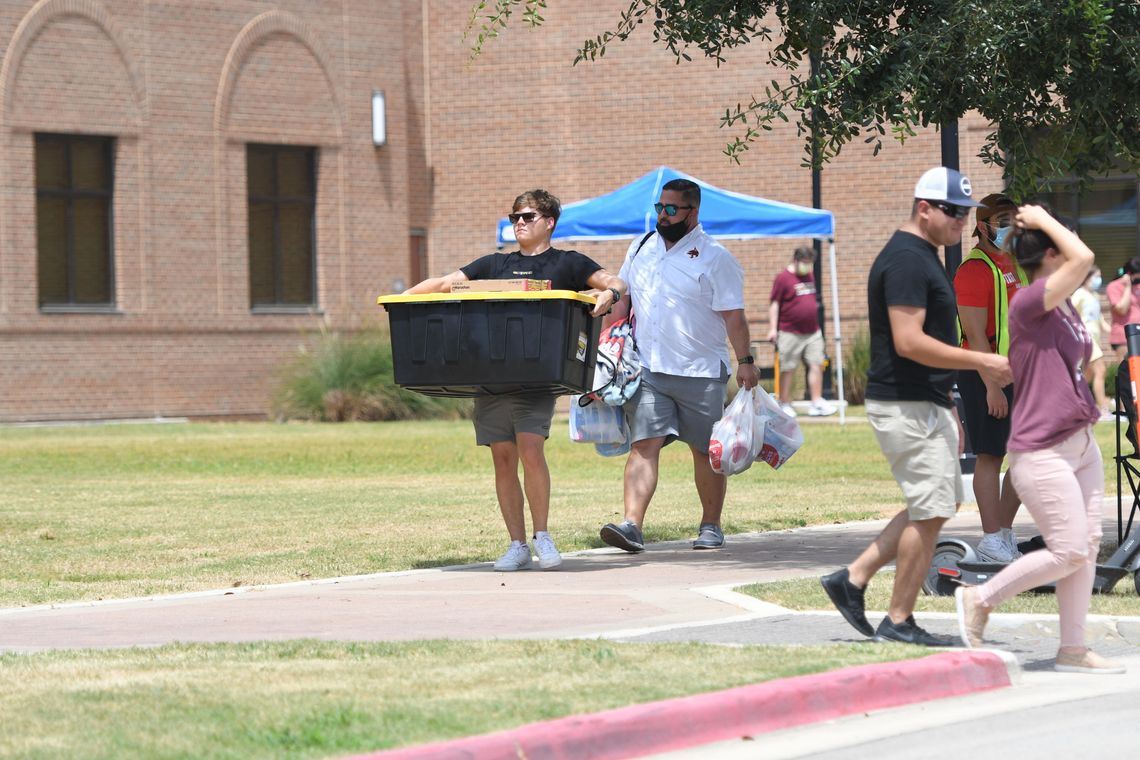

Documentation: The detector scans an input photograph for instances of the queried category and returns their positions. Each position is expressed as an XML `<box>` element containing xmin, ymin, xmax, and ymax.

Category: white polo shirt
<box><xmin>618</xmin><ymin>224</ymin><xmax>745</xmax><ymax>379</ymax></box>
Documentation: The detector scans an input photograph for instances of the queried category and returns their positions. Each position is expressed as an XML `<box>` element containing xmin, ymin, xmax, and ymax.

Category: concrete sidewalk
<box><xmin>2</xmin><ymin>509</ymin><xmax>1136</xmax><ymax>658</ymax></box>
<box><xmin>3</xmin><ymin>510</ymin><xmax>1138</xmax><ymax>759</ymax></box>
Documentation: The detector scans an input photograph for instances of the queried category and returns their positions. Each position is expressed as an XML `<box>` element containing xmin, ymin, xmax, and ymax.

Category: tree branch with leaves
<box><xmin>467</xmin><ymin>0</ymin><xmax>1139</xmax><ymax>197</ymax></box>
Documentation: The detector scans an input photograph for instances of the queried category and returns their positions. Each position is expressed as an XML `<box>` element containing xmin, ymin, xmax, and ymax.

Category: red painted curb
<box><xmin>348</xmin><ymin>650</ymin><xmax>1011</xmax><ymax>760</ymax></box>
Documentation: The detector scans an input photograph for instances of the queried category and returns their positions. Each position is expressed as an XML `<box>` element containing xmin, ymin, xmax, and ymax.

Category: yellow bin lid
<box><xmin>378</xmin><ymin>290</ymin><xmax>597</xmax><ymax>306</ymax></box>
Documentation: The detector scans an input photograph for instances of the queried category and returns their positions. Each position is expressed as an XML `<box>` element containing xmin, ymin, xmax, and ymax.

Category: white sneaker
<box><xmin>1001</xmin><ymin>527</ymin><xmax>1022</xmax><ymax>559</ymax></box>
<box><xmin>808</xmin><ymin>400</ymin><xmax>838</xmax><ymax>417</ymax></box>
<box><xmin>492</xmin><ymin>540</ymin><xmax>533</xmax><ymax>571</ymax></box>
<box><xmin>779</xmin><ymin>402</ymin><xmax>797</xmax><ymax>418</ymax></box>
<box><xmin>975</xmin><ymin>533</ymin><xmax>1016</xmax><ymax>563</ymax></box>
<box><xmin>531</xmin><ymin>531</ymin><xmax>563</xmax><ymax>570</ymax></box>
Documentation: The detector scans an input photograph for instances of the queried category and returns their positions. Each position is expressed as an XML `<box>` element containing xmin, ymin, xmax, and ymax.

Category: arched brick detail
<box><xmin>213</xmin><ymin>10</ymin><xmax>344</xmax><ymax>141</ymax></box>
<box><xmin>0</xmin><ymin>0</ymin><xmax>146</xmax><ymax>126</ymax></box>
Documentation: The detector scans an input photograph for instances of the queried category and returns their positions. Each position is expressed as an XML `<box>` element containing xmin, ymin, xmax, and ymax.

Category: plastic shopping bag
<box><xmin>568</xmin><ymin>395</ymin><xmax>627</xmax><ymax>444</ymax></box>
<box><xmin>708</xmin><ymin>387</ymin><xmax>766</xmax><ymax>476</ymax></box>
<box><xmin>754</xmin><ymin>390</ymin><xmax>804</xmax><ymax>469</ymax></box>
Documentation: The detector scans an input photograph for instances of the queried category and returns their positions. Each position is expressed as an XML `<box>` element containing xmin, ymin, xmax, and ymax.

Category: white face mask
<box><xmin>1090</xmin><ymin>275</ymin><xmax>1103</xmax><ymax>291</ymax></box>
<box><xmin>794</xmin><ymin>262</ymin><xmax>812</xmax><ymax>276</ymax></box>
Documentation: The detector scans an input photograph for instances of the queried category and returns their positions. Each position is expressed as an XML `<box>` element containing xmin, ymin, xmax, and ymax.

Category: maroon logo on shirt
<box><xmin>687</xmin><ymin>248</ymin><xmax>699</xmax><ymax>259</ymax></box>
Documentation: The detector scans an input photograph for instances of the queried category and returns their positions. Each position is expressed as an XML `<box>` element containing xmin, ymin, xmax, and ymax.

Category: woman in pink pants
<box><xmin>955</xmin><ymin>205</ymin><xmax>1125</xmax><ymax>674</ymax></box>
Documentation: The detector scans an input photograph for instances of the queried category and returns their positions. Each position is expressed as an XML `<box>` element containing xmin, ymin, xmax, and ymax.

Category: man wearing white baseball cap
<box><xmin>821</xmin><ymin>166</ymin><xmax>1013</xmax><ymax>646</ymax></box>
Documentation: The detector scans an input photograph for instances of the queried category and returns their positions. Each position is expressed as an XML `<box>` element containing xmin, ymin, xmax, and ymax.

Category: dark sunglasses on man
<box><xmin>928</xmin><ymin>200</ymin><xmax>971</xmax><ymax>219</ymax></box>
<box><xmin>508</xmin><ymin>211</ymin><xmax>542</xmax><ymax>224</ymax></box>
<box><xmin>653</xmin><ymin>202</ymin><xmax>693</xmax><ymax>216</ymax></box>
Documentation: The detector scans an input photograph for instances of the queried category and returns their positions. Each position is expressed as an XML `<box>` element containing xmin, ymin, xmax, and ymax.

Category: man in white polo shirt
<box><xmin>599</xmin><ymin>178</ymin><xmax>761</xmax><ymax>553</ymax></box>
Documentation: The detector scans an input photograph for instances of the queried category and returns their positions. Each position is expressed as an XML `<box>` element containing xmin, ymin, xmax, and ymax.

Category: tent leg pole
<box><xmin>827</xmin><ymin>238</ymin><xmax>845</xmax><ymax>426</ymax></box>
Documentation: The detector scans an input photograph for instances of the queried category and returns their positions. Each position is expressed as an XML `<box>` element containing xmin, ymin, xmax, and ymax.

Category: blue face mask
<box><xmin>992</xmin><ymin>226</ymin><xmax>1012</xmax><ymax>248</ymax></box>
<box><xmin>1091</xmin><ymin>275</ymin><xmax>1103</xmax><ymax>291</ymax></box>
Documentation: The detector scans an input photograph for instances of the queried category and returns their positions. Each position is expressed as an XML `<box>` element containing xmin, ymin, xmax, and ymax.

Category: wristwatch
<box><xmin>608</xmin><ymin>287</ymin><xmax>622</xmax><ymax>302</ymax></box>
<box><xmin>738</xmin><ymin>354</ymin><xmax>755</xmax><ymax>364</ymax></box>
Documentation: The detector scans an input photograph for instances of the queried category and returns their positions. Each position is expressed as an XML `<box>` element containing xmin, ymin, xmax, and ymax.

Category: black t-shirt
<box><xmin>460</xmin><ymin>248</ymin><xmax>602</xmax><ymax>291</ymax></box>
<box><xmin>865</xmin><ymin>230</ymin><xmax>958</xmax><ymax>407</ymax></box>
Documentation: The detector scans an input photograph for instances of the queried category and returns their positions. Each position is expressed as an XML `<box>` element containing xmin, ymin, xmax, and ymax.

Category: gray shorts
<box><xmin>473</xmin><ymin>394</ymin><xmax>557</xmax><ymax>445</ymax></box>
<box><xmin>624</xmin><ymin>369</ymin><xmax>728</xmax><ymax>454</ymax></box>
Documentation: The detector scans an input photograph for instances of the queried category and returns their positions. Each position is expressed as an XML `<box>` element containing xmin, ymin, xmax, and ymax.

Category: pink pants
<box><xmin>975</xmin><ymin>426</ymin><xmax>1103</xmax><ymax>649</ymax></box>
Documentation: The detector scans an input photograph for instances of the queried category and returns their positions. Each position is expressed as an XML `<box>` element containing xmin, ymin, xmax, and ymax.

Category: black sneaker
<box><xmin>600</xmin><ymin>520</ymin><xmax>645</xmax><ymax>553</ymax></box>
<box><xmin>873</xmin><ymin>615</ymin><xmax>959</xmax><ymax>647</ymax></box>
<box><xmin>820</xmin><ymin>568</ymin><xmax>874</xmax><ymax>637</ymax></box>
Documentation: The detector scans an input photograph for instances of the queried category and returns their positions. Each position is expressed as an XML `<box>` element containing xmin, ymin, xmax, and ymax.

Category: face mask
<box><xmin>1090</xmin><ymin>275</ymin><xmax>1103</xmax><ymax>290</ymax></box>
<box><xmin>794</xmin><ymin>262</ymin><xmax>812</xmax><ymax>276</ymax></box>
<box><xmin>992</xmin><ymin>226</ymin><xmax>1012</xmax><ymax>248</ymax></box>
<box><xmin>656</xmin><ymin>218</ymin><xmax>690</xmax><ymax>243</ymax></box>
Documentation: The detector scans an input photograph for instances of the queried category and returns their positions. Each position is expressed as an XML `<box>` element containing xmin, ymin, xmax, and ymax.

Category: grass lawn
<box><xmin>0</xmin><ymin>416</ymin><xmax>1133</xmax><ymax>758</ymax></box>
<box><xmin>0</xmin><ymin>417</ymin><xmax>922</xmax><ymax>607</ymax></box>
<box><xmin>0</xmin><ymin>639</ymin><xmax>925</xmax><ymax>759</ymax></box>
<box><xmin>0</xmin><ymin>418</ymin><xmax>1128</xmax><ymax>607</ymax></box>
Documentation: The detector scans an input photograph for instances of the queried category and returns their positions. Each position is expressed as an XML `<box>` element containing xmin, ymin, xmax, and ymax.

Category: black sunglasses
<box><xmin>508</xmin><ymin>211</ymin><xmax>542</xmax><ymax>224</ymax></box>
<box><xmin>928</xmin><ymin>201</ymin><xmax>971</xmax><ymax>219</ymax></box>
<box><xmin>654</xmin><ymin>202</ymin><xmax>694</xmax><ymax>216</ymax></box>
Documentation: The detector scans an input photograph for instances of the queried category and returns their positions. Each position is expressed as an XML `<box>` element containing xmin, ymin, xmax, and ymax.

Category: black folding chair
<box><xmin>1113</xmin><ymin>359</ymin><xmax>1140</xmax><ymax>545</ymax></box>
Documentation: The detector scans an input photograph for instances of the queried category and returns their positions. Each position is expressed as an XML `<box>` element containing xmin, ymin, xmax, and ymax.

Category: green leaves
<box><xmin>468</xmin><ymin>0</ymin><xmax>1139</xmax><ymax>195</ymax></box>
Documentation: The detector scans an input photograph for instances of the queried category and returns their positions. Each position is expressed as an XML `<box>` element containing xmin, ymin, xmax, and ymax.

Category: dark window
<box><xmin>247</xmin><ymin>144</ymin><xmax>317</xmax><ymax>308</ymax></box>
<box><xmin>410</xmin><ymin>229</ymin><xmax>427</xmax><ymax>286</ymax></box>
<box><xmin>35</xmin><ymin>134</ymin><xmax>115</xmax><ymax>308</ymax></box>
<box><xmin>1040</xmin><ymin>176</ymin><xmax>1139</xmax><ymax>278</ymax></box>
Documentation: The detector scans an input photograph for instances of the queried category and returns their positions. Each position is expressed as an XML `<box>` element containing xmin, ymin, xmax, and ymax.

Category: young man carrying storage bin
<box><xmin>403</xmin><ymin>189</ymin><xmax>626</xmax><ymax>571</ymax></box>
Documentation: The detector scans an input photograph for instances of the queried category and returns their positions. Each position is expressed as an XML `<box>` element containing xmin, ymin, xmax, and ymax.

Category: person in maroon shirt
<box><xmin>955</xmin><ymin>205</ymin><xmax>1125</xmax><ymax>674</ymax></box>
<box><xmin>766</xmin><ymin>247</ymin><xmax>836</xmax><ymax>417</ymax></box>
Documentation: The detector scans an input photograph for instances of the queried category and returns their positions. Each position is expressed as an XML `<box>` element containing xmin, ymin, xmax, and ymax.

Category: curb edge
<box><xmin>351</xmin><ymin>649</ymin><xmax>1015</xmax><ymax>760</ymax></box>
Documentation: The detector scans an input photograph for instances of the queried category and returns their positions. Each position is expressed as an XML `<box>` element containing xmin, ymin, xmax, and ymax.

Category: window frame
<box><xmin>1039</xmin><ymin>173</ymin><xmax>1139</xmax><ymax>278</ymax></box>
<box><xmin>35</xmin><ymin>132</ymin><xmax>117</xmax><ymax>312</ymax></box>
<box><xmin>246</xmin><ymin>143</ymin><xmax>318</xmax><ymax>312</ymax></box>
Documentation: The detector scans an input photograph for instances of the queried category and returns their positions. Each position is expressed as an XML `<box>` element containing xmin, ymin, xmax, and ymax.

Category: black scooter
<box><xmin>924</xmin><ymin>531</ymin><xmax>1140</xmax><ymax>597</ymax></box>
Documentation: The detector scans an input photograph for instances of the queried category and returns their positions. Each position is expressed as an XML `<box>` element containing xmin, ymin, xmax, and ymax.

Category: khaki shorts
<box><xmin>1090</xmin><ymin>340</ymin><xmax>1104</xmax><ymax>364</ymax></box>
<box><xmin>865</xmin><ymin>398</ymin><xmax>963</xmax><ymax>521</ymax></box>
<box><xmin>777</xmin><ymin>330</ymin><xmax>825</xmax><ymax>371</ymax></box>
<box><xmin>473</xmin><ymin>394</ymin><xmax>557</xmax><ymax>445</ymax></box>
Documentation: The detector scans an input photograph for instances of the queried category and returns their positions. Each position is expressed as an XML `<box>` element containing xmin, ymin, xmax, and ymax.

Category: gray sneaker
<box><xmin>693</xmin><ymin>523</ymin><xmax>724</xmax><ymax>549</ymax></box>
<box><xmin>600</xmin><ymin>520</ymin><xmax>644</xmax><ymax>553</ymax></box>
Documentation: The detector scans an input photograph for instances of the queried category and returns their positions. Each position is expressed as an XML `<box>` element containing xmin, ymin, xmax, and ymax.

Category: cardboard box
<box><xmin>451</xmin><ymin>278</ymin><xmax>551</xmax><ymax>292</ymax></box>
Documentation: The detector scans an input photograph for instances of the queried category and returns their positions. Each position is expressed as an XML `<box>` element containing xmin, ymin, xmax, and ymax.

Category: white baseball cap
<box><xmin>913</xmin><ymin>167</ymin><xmax>983</xmax><ymax>207</ymax></box>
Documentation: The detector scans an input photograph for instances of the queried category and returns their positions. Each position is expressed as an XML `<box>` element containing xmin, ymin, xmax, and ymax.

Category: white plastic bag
<box><xmin>708</xmin><ymin>387</ymin><xmax>766</xmax><ymax>476</ymax></box>
<box><xmin>568</xmin><ymin>395</ymin><xmax>627</xmax><ymax>444</ymax></box>
<box><xmin>755</xmin><ymin>390</ymin><xmax>804</xmax><ymax>469</ymax></box>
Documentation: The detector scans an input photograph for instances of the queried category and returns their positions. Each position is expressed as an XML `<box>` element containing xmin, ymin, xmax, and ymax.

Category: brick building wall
<box><xmin>0</xmin><ymin>0</ymin><xmax>1004</xmax><ymax>422</ymax></box>
<box><xmin>0</xmin><ymin>0</ymin><xmax>420</xmax><ymax>421</ymax></box>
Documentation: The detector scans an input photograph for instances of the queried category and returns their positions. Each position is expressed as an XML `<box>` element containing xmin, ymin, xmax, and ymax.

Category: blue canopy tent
<box><xmin>496</xmin><ymin>166</ymin><xmax>847</xmax><ymax>421</ymax></box>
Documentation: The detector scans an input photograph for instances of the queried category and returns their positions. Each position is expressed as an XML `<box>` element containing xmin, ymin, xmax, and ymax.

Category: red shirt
<box><xmin>953</xmin><ymin>249</ymin><xmax>1025</xmax><ymax>351</ymax></box>
<box><xmin>769</xmin><ymin>269</ymin><xmax>818</xmax><ymax>334</ymax></box>
<box><xmin>1106</xmin><ymin>276</ymin><xmax>1140</xmax><ymax>345</ymax></box>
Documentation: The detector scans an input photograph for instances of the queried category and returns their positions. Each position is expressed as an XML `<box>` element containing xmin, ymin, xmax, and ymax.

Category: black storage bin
<box><xmin>377</xmin><ymin>290</ymin><xmax>601</xmax><ymax>397</ymax></box>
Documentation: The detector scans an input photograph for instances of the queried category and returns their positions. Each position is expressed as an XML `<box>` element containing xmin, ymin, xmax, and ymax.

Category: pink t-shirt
<box><xmin>1007</xmin><ymin>278</ymin><xmax>1099</xmax><ymax>452</ymax></box>
<box><xmin>1106</xmin><ymin>276</ymin><xmax>1140</xmax><ymax>345</ymax></box>
<box><xmin>769</xmin><ymin>269</ymin><xmax>819</xmax><ymax>334</ymax></box>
